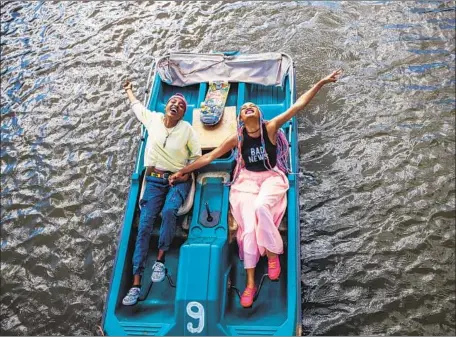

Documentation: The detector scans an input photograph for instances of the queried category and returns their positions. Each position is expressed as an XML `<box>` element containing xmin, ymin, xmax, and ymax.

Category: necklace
<box><xmin>246</xmin><ymin>127</ymin><xmax>260</xmax><ymax>134</ymax></box>
<box><xmin>163</xmin><ymin>120</ymin><xmax>180</xmax><ymax>148</ymax></box>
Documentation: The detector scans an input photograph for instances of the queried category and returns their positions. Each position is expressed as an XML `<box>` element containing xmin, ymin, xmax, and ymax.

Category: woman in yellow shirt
<box><xmin>122</xmin><ymin>81</ymin><xmax>201</xmax><ymax>306</ymax></box>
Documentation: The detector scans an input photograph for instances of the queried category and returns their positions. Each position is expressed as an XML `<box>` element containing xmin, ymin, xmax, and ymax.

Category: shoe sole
<box><xmin>122</xmin><ymin>301</ymin><xmax>137</xmax><ymax>306</ymax></box>
<box><xmin>240</xmin><ymin>294</ymin><xmax>256</xmax><ymax>308</ymax></box>
<box><xmin>241</xmin><ymin>303</ymin><xmax>253</xmax><ymax>309</ymax></box>
<box><xmin>268</xmin><ymin>270</ymin><xmax>281</xmax><ymax>281</ymax></box>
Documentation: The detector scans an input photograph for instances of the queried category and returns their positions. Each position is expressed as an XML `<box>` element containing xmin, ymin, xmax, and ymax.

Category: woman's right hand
<box><xmin>169</xmin><ymin>171</ymin><xmax>185</xmax><ymax>186</ymax></box>
<box><xmin>123</xmin><ymin>80</ymin><xmax>133</xmax><ymax>91</ymax></box>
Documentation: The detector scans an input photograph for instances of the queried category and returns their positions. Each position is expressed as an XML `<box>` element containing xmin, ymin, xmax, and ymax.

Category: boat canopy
<box><xmin>156</xmin><ymin>52</ymin><xmax>292</xmax><ymax>87</ymax></box>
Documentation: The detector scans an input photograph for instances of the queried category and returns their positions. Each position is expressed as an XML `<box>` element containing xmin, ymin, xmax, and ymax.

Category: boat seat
<box><xmin>228</xmin><ymin>211</ymin><xmax>288</xmax><ymax>243</ymax></box>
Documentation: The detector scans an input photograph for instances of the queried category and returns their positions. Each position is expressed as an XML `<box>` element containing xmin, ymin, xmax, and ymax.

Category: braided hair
<box><xmin>229</xmin><ymin>104</ymin><xmax>290</xmax><ymax>185</ymax></box>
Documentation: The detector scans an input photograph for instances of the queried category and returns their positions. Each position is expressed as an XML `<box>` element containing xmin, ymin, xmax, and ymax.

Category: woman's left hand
<box><xmin>177</xmin><ymin>173</ymin><xmax>189</xmax><ymax>182</ymax></box>
<box><xmin>169</xmin><ymin>171</ymin><xmax>188</xmax><ymax>185</ymax></box>
<box><xmin>320</xmin><ymin>69</ymin><xmax>343</xmax><ymax>85</ymax></box>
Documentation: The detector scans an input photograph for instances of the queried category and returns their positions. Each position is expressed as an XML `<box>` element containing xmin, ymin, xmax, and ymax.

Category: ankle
<box><xmin>133</xmin><ymin>274</ymin><xmax>142</xmax><ymax>286</ymax></box>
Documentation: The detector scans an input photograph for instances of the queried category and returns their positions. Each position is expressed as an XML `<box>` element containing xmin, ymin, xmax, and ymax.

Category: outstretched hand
<box><xmin>320</xmin><ymin>69</ymin><xmax>343</xmax><ymax>85</ymax></box>
<box><xmin>123</xmin><ymin>80</ymin><xmax>133</xmax><ymax>91</ymax></box>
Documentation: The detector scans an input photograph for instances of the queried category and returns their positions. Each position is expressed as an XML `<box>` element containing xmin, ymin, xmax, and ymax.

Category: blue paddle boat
<box><xmin>101</xmin><ymin>52</ymin><xmax>301</xmax><ymax>336</ymax></box>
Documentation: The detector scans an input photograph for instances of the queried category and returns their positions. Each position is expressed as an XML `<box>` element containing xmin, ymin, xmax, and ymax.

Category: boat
<box><xmin>101</xmin><ymin>52</ymin><xmax>301</xmax><ymax>336</ymax></box>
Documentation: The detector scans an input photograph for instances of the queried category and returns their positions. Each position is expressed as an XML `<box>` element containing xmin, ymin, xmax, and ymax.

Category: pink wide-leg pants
<box><xmin>229</xmin><ymin>167</ymin><xmax>289</xmax><ymax>269</ymax></box>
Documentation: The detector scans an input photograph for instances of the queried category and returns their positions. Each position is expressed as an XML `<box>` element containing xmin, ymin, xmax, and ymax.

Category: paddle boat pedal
<box><xmin>228</xmin><ymin>272</ymin><xmax>277</xmax><ymax>309</ymax></box>
<box><xmin>137</xmin><ymin>267</ymin><xmax>177</xmax><ymax>302</ymax></box>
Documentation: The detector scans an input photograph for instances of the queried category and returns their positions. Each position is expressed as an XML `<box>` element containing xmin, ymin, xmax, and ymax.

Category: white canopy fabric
<box><xmin>156</xmin><ymin>52</ymin><xmax>292</xmax><ymax>87</ymax></box>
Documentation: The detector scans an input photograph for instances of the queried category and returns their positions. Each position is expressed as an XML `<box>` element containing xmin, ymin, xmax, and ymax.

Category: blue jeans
<box><xmin>132</xmin><ymin>176</ymin><xmax>192</xmax><ymax>276</ymax></box>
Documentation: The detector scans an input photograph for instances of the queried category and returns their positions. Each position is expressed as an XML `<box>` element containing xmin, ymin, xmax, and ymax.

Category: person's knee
<box><xmin>254</xmin><ymin>200</ymin><xmax>268</xmax><ymax>215</ymax></box>
<box><xmin>138</xmin><ymin>216</ymin><xmax>154</xmax><ymax>233</ymax></box>
<box><xmin>161</xmin><ymin>206</ymin><xmax>178</xmax><ymax>220</ymax></box>
<box><xmin>138</xmin><ymin>200</ymin><xmax>161</xmax><ymax>226</ymax></box>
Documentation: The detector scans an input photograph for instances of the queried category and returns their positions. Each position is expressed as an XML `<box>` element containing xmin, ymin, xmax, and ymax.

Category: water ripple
<box><xmin>1</xmin><ymin>1</ymin><xmax>455</xmax><ymax>335</ymax></box>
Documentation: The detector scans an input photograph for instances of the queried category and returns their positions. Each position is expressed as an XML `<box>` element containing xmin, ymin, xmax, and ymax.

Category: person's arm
<box><xmin>268</xmin><ymin>69</ymin><xmax>342</xmax><ymax>133</ymax></box>
<box><xmin>187</xmin><ymin>127</ymin><xmax>202</xmax><ymax>163</ymax></box>
<box><xmin>124</xmin><ymin>81</ymin><xmax>137</xmax><ymax>103</ymax></box>
<box><xmin>169</xmin><ymin>134</ymin><xmax>237</xmax><ymax>184</ymax></box>
<box><xmin>123</xmin><ymin>80</ymin><xmax>153</xmax><ymax>126</ymax></box>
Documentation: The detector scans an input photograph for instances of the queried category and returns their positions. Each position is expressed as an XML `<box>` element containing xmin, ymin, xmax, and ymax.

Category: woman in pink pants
<box><xmin>170</xmin><ymin>69</ymin><xmax>342</xmax><ymax>307</ymax></box>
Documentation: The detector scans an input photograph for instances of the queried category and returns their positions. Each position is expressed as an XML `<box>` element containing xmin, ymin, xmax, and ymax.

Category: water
<box><xmin>1</xmin><ymin>1</ymin><xmax>454</xmax><ymax>335</ymax></box>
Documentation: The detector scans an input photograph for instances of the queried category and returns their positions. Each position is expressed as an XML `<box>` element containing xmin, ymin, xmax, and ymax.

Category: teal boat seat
<box><xmin>257</xmin><ymin>104</ymin><xmax>286</xmax><ymax>121</ymax></box>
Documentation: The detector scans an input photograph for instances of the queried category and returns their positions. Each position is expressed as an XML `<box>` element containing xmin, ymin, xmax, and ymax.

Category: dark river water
<box><xmin>1</xmin><ymin>1</ymin><xmax>455</xmax><ymax>335</ymax></box>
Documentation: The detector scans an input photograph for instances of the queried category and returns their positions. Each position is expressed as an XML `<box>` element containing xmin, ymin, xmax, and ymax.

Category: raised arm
<box><xmin>169</xmin><ymin>133</ymin><xmax>237</xmax><ymax>185</ymax></box>
<box><xmin>268</xmin><ymin>69</ymin><xmax>342</xmax><ymax>132</ymax></box>
<box><xmin>123</xmin><ymin>80</ymin><xmax>138</xmax><ymax>103</ymax></box>
<box><xmin>123</xmin><ymin>80</ymin><xmax>152</xmax><ymax>126</ymax></box>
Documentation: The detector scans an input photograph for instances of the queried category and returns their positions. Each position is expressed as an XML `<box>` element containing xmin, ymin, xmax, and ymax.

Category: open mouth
<box><xmin>170</xmin><ymin>106</ymin><xmax>178</xmax><ymax>114</ymax></box>
<box><xmin>245</xmin><ymin>108</ymin><xmax>255</xmax><ymax>116</ymax></box>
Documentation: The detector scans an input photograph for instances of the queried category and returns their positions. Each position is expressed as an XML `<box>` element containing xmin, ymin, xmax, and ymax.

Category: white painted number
<box><xmin>186</xmin><ymin>301</ymin><xmax>205</xmax><ymax>334</ymax></box>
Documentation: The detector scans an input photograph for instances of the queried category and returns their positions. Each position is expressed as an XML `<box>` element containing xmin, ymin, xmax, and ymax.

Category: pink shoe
<box><xmin>268</xmin><ymin>255</ymin><xmax>281</xmax><ymax>280</ymax></box>
<box><xmin>240</xmin><ymin>286</ymin><xmax>257</xmax><ymax>308</ymax></box>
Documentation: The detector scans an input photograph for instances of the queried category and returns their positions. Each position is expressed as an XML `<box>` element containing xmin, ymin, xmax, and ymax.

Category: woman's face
<box><xmin>239</xmin><ymin>102</ymin><xmax>260</xmax><ymax>122</ymax></box>
<box><xmin>165</xmin><ymin>97</ymin><xmax>186</xmax><ymax>120</ymax></box>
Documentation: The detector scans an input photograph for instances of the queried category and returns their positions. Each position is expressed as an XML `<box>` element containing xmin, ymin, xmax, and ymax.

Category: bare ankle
<box><xmin>133</xmin><ymin>275</ymin><xmax>141</xmax><ymax>286</ymax></box>
<box><xmin>246</xmin><ymin>281</ymin><xmax>256</xmax><ymax>288</ymax></box>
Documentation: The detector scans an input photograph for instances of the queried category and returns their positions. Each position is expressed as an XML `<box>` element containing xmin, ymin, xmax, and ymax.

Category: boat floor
<box><xmin>223</xmin><ymin>242</ymin><xmax>288</xmax><ymax>327</ymax></box>
<box><xmin>114</xmin><ymin>233</ymin><xmax>288</xmax><ymax>328</ymax></box>
<box><xmin>115</xmin><ymin>235</ymin><xmax>181</xmax><ymax>321</ymax></box>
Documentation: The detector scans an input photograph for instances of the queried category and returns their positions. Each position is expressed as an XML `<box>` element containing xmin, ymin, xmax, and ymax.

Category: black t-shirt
<box><xmin>241</xmin><ymin>123</ymin><xmax>277</xmax><ymax>172</ymax></box>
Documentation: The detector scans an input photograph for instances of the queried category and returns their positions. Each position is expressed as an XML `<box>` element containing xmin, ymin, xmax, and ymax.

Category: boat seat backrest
<box><xmin>256</xmin><ymin>104</ymin><xmax>285</xmax><ymax>121</ymax></box>
<box><xmin>256</xmin><ymin>104</ymin><xmax>293</xmax><ymax>133</ymax></box>
<box><xmin>139</xmin><ymin>172</ymin><xmax>196</xmax><ymax>217</ymax></box>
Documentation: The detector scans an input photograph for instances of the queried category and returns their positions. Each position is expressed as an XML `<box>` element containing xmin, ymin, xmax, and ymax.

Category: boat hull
<box><xmin>102</xmin><ymin>52</ymin><xmax>301</xmax><ymax>336</ymax></box>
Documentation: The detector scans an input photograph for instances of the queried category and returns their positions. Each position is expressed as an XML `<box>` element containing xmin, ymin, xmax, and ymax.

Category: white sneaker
<box><xmin>122</xmin><ymin>287</ymin><xmax>141</xmax><ymax>306</ymax></box>
<box><xmin>151</xmin><ymin>261</ymin><xmax>166</xmax><ymax>283</ymax></box>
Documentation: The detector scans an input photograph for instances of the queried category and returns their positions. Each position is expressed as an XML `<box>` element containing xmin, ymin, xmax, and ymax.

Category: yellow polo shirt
<box><xmin>131</xmin><ymin>100</ymin><xmax>201</xmax><ymax>172</ymax></box>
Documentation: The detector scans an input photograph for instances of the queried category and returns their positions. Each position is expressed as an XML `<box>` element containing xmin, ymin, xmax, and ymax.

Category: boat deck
<box><xmin>102</xmin><ymin>53</ymin><xmax>300</xmax><ymax>336</ymax></box>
